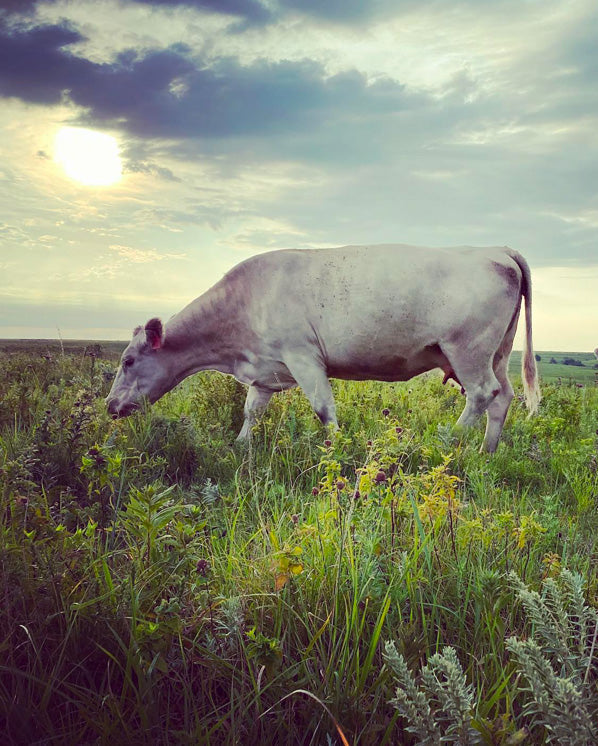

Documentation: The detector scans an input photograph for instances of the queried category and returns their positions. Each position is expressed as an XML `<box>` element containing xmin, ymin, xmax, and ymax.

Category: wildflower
<box><xmin>353</xmin><ymin>490</ymin><xmax>361</xmax><ymax>500</ymax></box>
<box><xmin>375</xmin><ymin>470</ymin><xmax>387</xmax><ymax>483</ymax></box>
<box><xmin>336</xmin><ymin>479</ymin><xmax>346</xmax><ymax>491</ymax></box>
<box><xmin>291</xmin><ymin>514</ymin><xmax>299</xmax><ymax>525</ymax></box>
<box><xmin>312</xmin><ymin>487</ymin><xmax>320</xmax><ymax>496</ymax></box>
<box><xmin>86</xmin><ymin>446</ymin><xmax>106</xmax><ymax>467</ymax></box>
<box><xmin>382</xmin><ymin>408</ymin><xmax>390</xmax><ymax>417</ymax></box>
<box><xmin>324</xmin><ymin>439</ymin><xmax>332</xmax><ymax>447</ymax></box>
<box><xmin>395</xmin><ymin>426</ymin><xmax>403</xmax><ymax>436</ymax></box>
<box><xmin>196</xmin><ymin>558</ymin><xmax>210</xmax><ymax>577</ymax></box>
<box><xmin>367</xmin><ymin>439</ymin><xmax>373</xmax><ymax>447</ymax></box>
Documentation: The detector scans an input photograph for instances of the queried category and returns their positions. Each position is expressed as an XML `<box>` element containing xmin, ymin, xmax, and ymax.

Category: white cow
<box><xmin>106</xmin><ymin>244</ymin><xmax>541</xmax><ymax>452</ymax></box>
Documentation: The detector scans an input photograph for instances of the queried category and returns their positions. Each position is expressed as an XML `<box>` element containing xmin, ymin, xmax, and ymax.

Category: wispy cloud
<box><xmin>109</xmin><ymin>244</ymin><xmax>186</xmax><ymax>263</ymax></box>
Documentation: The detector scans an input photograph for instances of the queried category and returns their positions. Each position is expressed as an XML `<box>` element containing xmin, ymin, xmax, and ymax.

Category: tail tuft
<box><xmin>504</xmin><ymin>248</ymin><xmax>541</xmax><ymax>416</ymax></box>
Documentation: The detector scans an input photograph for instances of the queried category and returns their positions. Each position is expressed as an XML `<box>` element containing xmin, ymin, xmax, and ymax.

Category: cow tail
<box><xmin>505</xmin><ymin>248</ymin><xmax>541</xmax><ymax>415</ymax></box>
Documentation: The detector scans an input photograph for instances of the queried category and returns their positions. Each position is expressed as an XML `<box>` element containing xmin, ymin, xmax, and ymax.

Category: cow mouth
<box><xmin>106</xmin><ymin>399</ymin><xmax>140</xmax><ymax>418</ymax></box>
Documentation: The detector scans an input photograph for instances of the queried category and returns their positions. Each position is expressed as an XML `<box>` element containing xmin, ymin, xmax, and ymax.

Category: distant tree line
<box><xmin>546</xmin><ymin>356</ymin><xmax>598</xmax><ymax>368</ymax></box>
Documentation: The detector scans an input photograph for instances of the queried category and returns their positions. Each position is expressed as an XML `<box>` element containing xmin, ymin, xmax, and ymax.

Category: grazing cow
<box><xmin>106</xmin><ymin>244</ymin><xmax>541</xmax><ymax>452</ymax></box>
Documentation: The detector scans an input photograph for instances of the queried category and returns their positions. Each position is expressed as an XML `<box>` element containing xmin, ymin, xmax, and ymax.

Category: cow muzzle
<box><xmin>105</xmin><ymin>396</ymin><xmax>138</xmax><ymax>419</ymax></box>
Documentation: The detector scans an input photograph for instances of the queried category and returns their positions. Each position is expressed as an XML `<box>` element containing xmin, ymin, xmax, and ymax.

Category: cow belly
<box><xmin>326</xmin><ymin>344</ymin><xmax>449</xmax><ymax>382</ymax></box>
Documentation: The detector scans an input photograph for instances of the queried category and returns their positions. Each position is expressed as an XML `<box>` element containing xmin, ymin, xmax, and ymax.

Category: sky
<box><xmin>0</xmin><ymin>0</ymin><xmax>597</xmax><ymax>350</ymax></box>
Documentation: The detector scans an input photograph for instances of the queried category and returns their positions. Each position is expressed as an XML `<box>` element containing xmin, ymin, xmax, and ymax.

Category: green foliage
<box><xmin>384</xmin><ymin>569</ymin><xmax>598</xmax><ymax>745</ymax></box>
<box><xmin>1</xmin><ymin>348</ymin><xmax>598</xmax><ymax>744</ymax></box>
<box><xmin>506</xmin><ymin>569</ymin><xmax>598</xmax><ymax>745</ymax></box>
<box><xmin>384</xmin><ymin>643</ymin><xmax>480</xmax><ymax>745</ymax></box>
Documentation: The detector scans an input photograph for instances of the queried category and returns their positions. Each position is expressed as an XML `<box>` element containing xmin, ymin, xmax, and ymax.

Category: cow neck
<box><xmin>164</xmin><ymin>283</ymin><xmax>247</xmax><ymax>379</ymax></box>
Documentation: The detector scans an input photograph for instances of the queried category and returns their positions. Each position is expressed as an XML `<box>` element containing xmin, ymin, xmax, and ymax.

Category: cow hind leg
<box><xmin>444</xmin><ymin>342</ymin><xmax>502</xmax><ymax>438</ymax></box>
<box><xmin>455</xmin><ymin>365</ymin><xmax>501</xmax><ymax>430</ymax></box>
<box><xmin>236</xmin><ymin>385</ymin><xmax>273</xmax><ymax>441</ymax></box>
<box><xmin>283</xmin><ymin>352</ymin><xmax>338</xmax><ymax>428</ymax></box>
<box><xmin>482</xmin><ymin>353</ymin><xmax>514</xmax><ymax>453</ymax></box>
<box><xmin>481</xmin><ymin>318</ymin><xmax>518</xmax><ymax>452</ymax></box>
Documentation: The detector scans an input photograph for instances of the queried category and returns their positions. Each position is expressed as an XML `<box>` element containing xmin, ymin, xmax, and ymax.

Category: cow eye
<box><xmin>123</xmin><ymin>357</ymin><xmax>134</xmax><ymax>368</ymax></box>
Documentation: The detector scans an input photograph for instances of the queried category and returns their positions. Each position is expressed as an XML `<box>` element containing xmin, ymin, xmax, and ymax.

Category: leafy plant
<box><xmin>506</xmin><ymin>569</ymin><xmax>598</xmax><ymax>745</ymax></box>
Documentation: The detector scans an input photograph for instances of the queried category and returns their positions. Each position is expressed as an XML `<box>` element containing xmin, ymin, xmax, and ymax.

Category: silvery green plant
<box><xmin>383</xmin><ymin>642</ymin><xmax>480</xmax><ymax>745</ymax></box>
<box><xmin>506</xmin><ymin>569</ymin><xmax>598</xmax><ymax>745</ymax></box>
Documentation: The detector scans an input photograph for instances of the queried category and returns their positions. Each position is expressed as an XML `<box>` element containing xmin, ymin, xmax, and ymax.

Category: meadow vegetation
<box><xmin>1</xmin><ymin>346</ymin><xmax>597</xmax><ymax>744</ymax></box>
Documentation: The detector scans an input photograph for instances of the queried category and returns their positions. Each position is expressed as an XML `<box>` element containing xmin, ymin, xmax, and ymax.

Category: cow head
<box><xmin>106</xmin><ymin>318</ymin><xmax>173</xmax><ymax>417</ymax></box>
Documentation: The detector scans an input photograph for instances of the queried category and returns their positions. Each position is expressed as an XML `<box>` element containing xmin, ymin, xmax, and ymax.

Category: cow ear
<box><xmin>145</xmin><ymin>318</ymin><xmax>163</xmax><ymax>350</ymax></box>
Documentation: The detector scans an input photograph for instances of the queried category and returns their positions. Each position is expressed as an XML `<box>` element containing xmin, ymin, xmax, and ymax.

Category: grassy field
<box><xmin>1</xmin><ymin>344</ymin><xmax>597</xmax><ymax>744</ymax></box>
<box><xmin>0</xmin><ymin>338</ymin><xmax>127</xmax><ymax>361</ymax></box>
<box><xmin>2</xmin><ymin>339</ymin><xmax>596</xmax><ymax>384</ymax></box>
<box><xmin>509</xmin><ymin>350</ymin><xmax>598</xmax><ymax>385</ymax></box>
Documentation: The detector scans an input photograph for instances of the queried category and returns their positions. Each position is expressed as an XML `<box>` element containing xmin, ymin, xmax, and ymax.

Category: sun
<box><xmin>54</xmin><ymin>127</ymin><xmax>122</xmax><ymax>186</ymax></box>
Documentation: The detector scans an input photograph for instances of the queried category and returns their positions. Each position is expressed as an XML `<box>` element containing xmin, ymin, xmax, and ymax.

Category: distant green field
<box><xmin>1</xmin><ymin>340</ymin><xmax>597</xmax><ymax>385</ymax></box>
<box><xmin>0</xmin><ymin>338</ymin><xmax>127</xmax><ymax>361</ymax></box>
<box><xmin>509</xmin><ymin>350</ymin><xmax>598</xmax><ymax>385</ymax></box>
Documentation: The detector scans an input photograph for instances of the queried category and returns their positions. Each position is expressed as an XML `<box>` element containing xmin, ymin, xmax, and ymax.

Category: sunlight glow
<box><xmin>54</xmin><ymin>127</ymin><xmax>122</xmax><ymax>186</ymax></box>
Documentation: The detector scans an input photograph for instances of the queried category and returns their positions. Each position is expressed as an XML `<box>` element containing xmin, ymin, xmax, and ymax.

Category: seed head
<box><xmin>375</xmin><ymin>470</ymin><xmax>387</xmax><ymax>483</ymax></box>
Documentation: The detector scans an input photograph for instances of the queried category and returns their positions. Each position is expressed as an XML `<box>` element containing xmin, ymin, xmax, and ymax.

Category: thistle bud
<box><xmin>196</xmin><ymin>559</ymin><xmax>210</xmax><ymax>577</ymax></box>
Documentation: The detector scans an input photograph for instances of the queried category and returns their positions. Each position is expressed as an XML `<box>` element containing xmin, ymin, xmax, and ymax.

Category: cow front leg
<box><xmin>283</xmin><ymin>353</ymin><xmax>338</xmax><ymax>429</ymax></box>
<box><xmin>236</xmin><ymin>385</ymin><xmax>273</xmax><ymax>441</ymax></box>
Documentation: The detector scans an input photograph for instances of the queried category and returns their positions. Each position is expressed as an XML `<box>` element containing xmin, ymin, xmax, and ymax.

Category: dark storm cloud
<box><xmin>0</xmin><ymin>0</ymin><xmax>50</xmax><ymax>14</ymax></box>
<box><xmin>0</xmin><ymin>0</ymin><xmax>416</xmax><ymax>25</ymax></box>
<box><xmin>0</xmin><ymin>0</ymin><xmax>270</xmax><ymax>23</ymax></box>
<box><xmin>0</xmin><ymin>20</ymin><xmax>92</xmax><ymax>104</ymax></box>
<box><xmin>0</xmin><ymin>19</ymin><xmax>417</xmax><ymax>143</ymax></box>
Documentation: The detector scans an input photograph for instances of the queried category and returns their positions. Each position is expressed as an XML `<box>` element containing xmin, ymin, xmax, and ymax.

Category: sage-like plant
<box><xmin>506</xmin><ymin>569</ymin><xmax>598</xmax><ymax>745</ymax></box>
<box><xmin>383</xmin><ymin>642</ymin><xmax>480</xmax><ymax>745</ymax></box>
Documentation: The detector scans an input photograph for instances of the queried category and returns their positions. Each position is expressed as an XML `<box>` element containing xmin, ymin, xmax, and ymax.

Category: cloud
<box><xmin>109</xmin><ymin>243</ymin><xmax>186</xmax><ymax>263</ymax></box>
<box><xmin>0</xmin><ymin>19</ymin><xmax>96</xmax><ymax>104</ymax></box>
<box><xmin>123</xmin><ymin>159</ymin><xmax>181</xmax><ymax>181</ymax></box>
<box><xmin>1</xmin><ymin>0</ymin><xmax>271</xmax><ymax>24</ymax></box>
<box><xmin>132</xmin><ymin>0</ymin><xmax>272</xmax><ymax>24</ymax></box>
<box><xmin>278</xmin><ymin>0</ymin><xmax>400</xmax><ymax>23</ymax></box>
<box><xmin>0</xmin><ymin>18</ymin><xmax>419</xmax><ymax>145</ymax></box>
<box><xmin>0</xmin><ymin>0</ymin><xmax>50</xmax><ymax>16</ymax></box>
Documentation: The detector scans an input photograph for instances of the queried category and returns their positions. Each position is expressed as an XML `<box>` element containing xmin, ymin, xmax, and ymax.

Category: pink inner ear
<box><xmin>145</xmin><ymin>318</ymin><xmax>163</xmax><ymax>349</ymax></box>
<box><xmin>149</xmin><ymin>332</ymin><xmax>162</xmax><ymax>350</ymax></box>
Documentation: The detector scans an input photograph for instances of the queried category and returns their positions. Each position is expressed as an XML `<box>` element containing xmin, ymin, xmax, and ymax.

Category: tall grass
<box><xmin>1</xmin><ymin>351</ymin><xmax>597</xmax><ymax>744</ymax></box>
